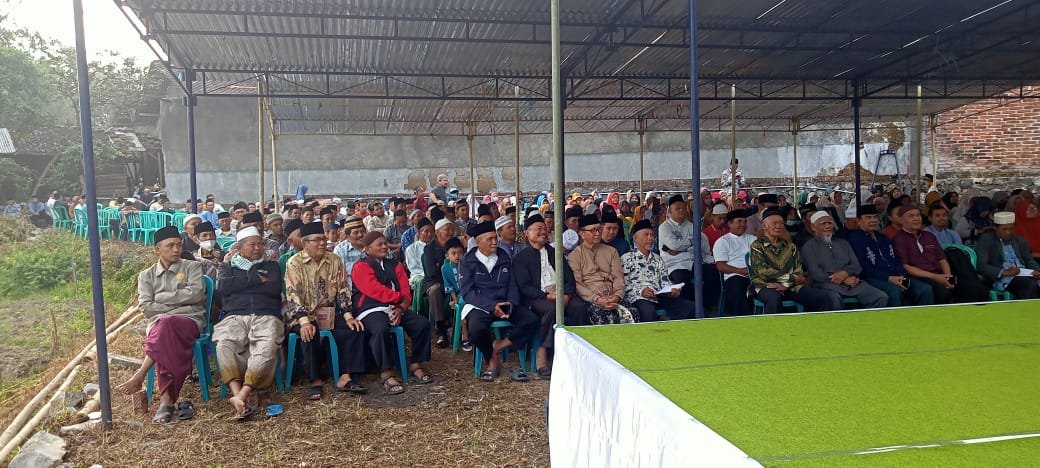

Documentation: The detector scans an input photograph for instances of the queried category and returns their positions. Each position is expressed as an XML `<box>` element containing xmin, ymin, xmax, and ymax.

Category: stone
<box><xmin>64</xmin><ymin>391</ymin><xmax>85</xmax><ymax>409</ymax></box>
<box><xmin>8</xmin><ymin>431</ymin><xmax>66</xmax><ymax>468</ymax></box>
<box><xmin>88</xmin><ymin>411</ymin><xmax>101</xmax><ymax>421</ymax></box>
<box><xmin>108</xmin><ymin>354</ymin><xmax>143</xmax><ymax>369</ymax></box>
<box><xmin>83</xmin><ymin>383</ymin><xmax>100</xmax><ymax>396</ymax></box>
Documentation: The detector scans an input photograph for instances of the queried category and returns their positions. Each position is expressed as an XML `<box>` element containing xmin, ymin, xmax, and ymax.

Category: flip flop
<box><xmin>509</xmin><ymin>368</ymin><xmax>530</xmax><ymax>382</ymax></box>
<box><xmin>235</xmin><ymin>405</ymin><xmax>257</xmax><ymax>421</ymax></box>
<box><xmin>479</xmin><ymin>368</ymin><xmax>500</xmax><ymax>382</ymax></box>
<box><xmin>380</xmin><ymin>378</ymin><xmax>406</xmax><ymax>395</ymax></box>
<box><xmin>411</xmin><ymin>369</ymin><xmax>434</xmax><ymax>385</ymax></box>
<box><xmin>307</xmin><ymin>385</ymin><xmax>324</xmax><ymax>400</ymax></box>
<box><xmin>175</xmin><ymin>400</ymin><xmax>195</xmax><ymax>420</ymax></box>
<box><xmin>537</xmin><ymin>367</ymin><xmax>552</xmax><ymax>380</ymax></box>
<box><xmin>335</xmin><ymin>380</ymin><xmax>367</xmax><ymax>394</ymax></box>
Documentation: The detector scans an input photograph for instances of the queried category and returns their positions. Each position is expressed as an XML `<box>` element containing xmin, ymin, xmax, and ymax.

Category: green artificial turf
<box><xmin>571</xmin><ymin>302</ymin><xmax>1040</xmax><ymax>466</ymax></box>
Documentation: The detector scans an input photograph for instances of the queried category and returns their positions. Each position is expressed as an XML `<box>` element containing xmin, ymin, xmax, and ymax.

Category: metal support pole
<box><xmin>73</xmin><ymin>0</ymin><xmax>113</xmax><ymax>430</ymax></box>
<box><xmin>638</xmin><ymin>118</ymin><xmax>646</xmax><ymax>200</ymax></box>
<box><xmin>792</xmin><ymin>119</ymin><xmax>799</xmax><ymax>209</ymax></box>
<box><xmin>265</xmin><ymin>87</ymin><xmax>279</xmax><ymax>213</ymax></box>
<box><xmin>853</xmin><ymin>81</ymin><xmax>863</xmax><ymax>209</ymax></box>
<box><xmin>468</xmin><ymin>122</ymin><xmax>477</xmax><ymax>201</ymax></box>
<box><xmin>258</xmin><ymin>80</ymin><xmax>265</xmax><ymax>208</ymax></box>
<box><xmin>689</xmin><ymin>0</ymin><xmax>704</xmax><ymax>319</ymax></box>
<box><xmin>915</xmin><ymin>84</ymin><xmax>923</xmax><ymax>203</ymax></box>
<box><xmin>184</xmin><ymin>69</ymin><xmax>198</xmax><ymax>213</ymax></box>
<box><xmin>730</xmin><ymin>83</ymin><xmax>737</xmax><ymax>200</ymax></box>
<box><xmin>551</xmin><ymin>0</ymin><xmax>566</xmax><ymax>327</ymax></box>
<box><xmin>930</xmin><ymin>114</ymin><xmax>938</xmax><ymax>181</ymax></box>
<box><xmin>515</xmin><ymin>86</ymin><xmax>522</xmax><ymax>223</ymax></box>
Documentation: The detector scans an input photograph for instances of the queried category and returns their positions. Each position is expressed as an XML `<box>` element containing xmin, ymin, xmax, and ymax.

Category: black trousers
<box><xmin>755</xmin><ymin>287</ymin><xmax>841</xmax><ymax>314</ymax></box>
<box><xmin>291</xmin><ymin>316</ymin><xmax>366</xmax><ymax>381</ymax></box>
<box><xmin>669</xmin><ymin>264</ymin><xmax>721</xmax><ymax>313</ymax></box>
<box><xmin>468</xmin><ymin>304</ymin><xmax>539</xmax><ymax>364</ymax></box>
<box><xmin>527</xmin><ymin>297</ymin><xmax>587</xmax><ymax>349</ymax></box>
<box><xmin>722</xmin><ymin>276</ymin><xmax>753</xmax><ymax>316</ymax></box>
<box><xmin>360</xmin><ymin>309</ymin><xmax>432</xmax><ymax>371</ymax></box>
<box><xmin>630</xmin><ymin>296</ymin><xmax>694</xmax><ymax>322</ymax></box>
<box><xmin>1005</xmin><ymin>276</ymin><xmax>1040</xmax><ymax>299</ymax></box>
<box><xmin>923</xmin><ymin>277</ymin><xmax>988</xmax><ymax>304</ymax></box>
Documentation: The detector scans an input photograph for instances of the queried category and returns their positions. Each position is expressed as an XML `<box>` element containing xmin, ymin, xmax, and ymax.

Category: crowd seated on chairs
<box><xmin>16</xmin><ymin>174</ymin><xmax>1040</xmax><ymax>420</ymax></box>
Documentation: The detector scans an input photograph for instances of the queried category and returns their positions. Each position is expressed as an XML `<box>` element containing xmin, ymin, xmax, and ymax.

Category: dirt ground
<box><xmin>58</xmin><ymin>325</ymin><xmax>551</xmax><ymax>467</ymax></box>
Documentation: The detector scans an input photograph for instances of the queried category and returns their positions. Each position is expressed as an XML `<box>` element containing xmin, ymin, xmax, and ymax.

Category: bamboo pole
<box><xmin>258</xmin><ymin>78</ymin><xmax>265</xmax><ymax>208</ymax></box>
<box><xmin>792</xmin><ymin>119</ymin><xmax>799</xmax><ymax>209</ymax></box>
<box><xmin>730</xmin><ymin>84</ymin><xmax>737</xmax><ymax>199</ymax></box>
<box><xmin>915</xmin><ymin>84</ymin><xmax>923</xmax><ymax>203</ymax></box>
<box><xmin>515</xmin><ymin>86</ymin><xmax>522</xmax><ymax>223</ymax></box>
<box><xmin>468</xmin><ymin>122</ymin><xmax>477</xmax><ymax>202</ymax></box>
<box><xmin>638</xmin><ymin>118</ymin><xmax>646</xmax><ymax>201</ymax></box>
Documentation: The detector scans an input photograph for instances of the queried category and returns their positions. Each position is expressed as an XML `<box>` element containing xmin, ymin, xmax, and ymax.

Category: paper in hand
<box><xmin>656</xmin><ymin>283</ymin><xmax>683</xmax><ymax>295</ymax></box>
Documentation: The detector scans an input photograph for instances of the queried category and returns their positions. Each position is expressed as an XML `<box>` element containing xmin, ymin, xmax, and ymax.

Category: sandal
<box><xmin>411</xmin><ymin>368</ymin><xmax>434</xmax><ymax>385</ymax></box>
<box><xmin>235</xmin><ymin>405</ymin><xmax>257</xmax><ymax>421</ymax></box>
<box><xmin>461</xmin><ymin>340</ymin><xmax>473</xmax><ymax>352</ymax></box>
<box><xmin>335</xmin><ymin>380</ymin><xmax>367</xmax><ymax>394</ymax></box>
<box><xmin>479</xmin><ymin>368</ymin><xmax>500</xmax><ymax>382</ymax></box>
<box><xmin>537</xmin><ymin>367</ymin><xmax>552</xmax><ymax>380</ymax></box>
<box><xmin>509</xmin><ymin>368</ymin><xmax>530</xmax><ymax>382</ymax></box>
<box><xmin>151</xmin><ymin>404</ymin><xmax>174</xmax><ymax>424</ymax></box>
<box><xmin>307</xmin><ymin>385</ymin><xmax>324</xmax><ymax>401</ymax></box>
<box><xmin>435</xmin><ymin>336</ymin><xmax>448</xmax><ymax>349</ymax></box>
<box><xmin>175</xmin><ymin>400</ymin><xmax>195</xmax><ymax>420</ymax></box>
<box><xmin>380</xmin><ymin>377</ymin><xmax>406</xmax><ymax>395</ymax></box>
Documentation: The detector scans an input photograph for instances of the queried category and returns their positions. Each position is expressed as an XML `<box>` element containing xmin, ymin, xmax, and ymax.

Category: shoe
<box><xmin>436</xmin><ymin>336</ymin><xmax>448</xmax><ymax>349</ymax></box>
<box><xmin>461</xmin><ymin>340</ymin><xmax>473</xmax><ymax>352</ymax></box>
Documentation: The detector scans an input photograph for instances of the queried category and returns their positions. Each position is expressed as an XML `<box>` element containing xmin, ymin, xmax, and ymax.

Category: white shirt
<box><xmin>659</xmin><ymin>217</ymin><xmax>696</xmax><ymax>273</ymax></box>
<box><xmin>405</xmin><ymin>240</ymin><xmax>426</xmax><ymax>281</ymax></box>
<box><xmin>538</xmin><ymin>247</ymin><xmax>556</xmax><ymax>292</ymax></box>
<box><xmin>712</xmin><ymin>232</ymin><xmax>758</xmax><ymax>280</ymax></box>
<box><xmin>476</xmin><ymin>249</ymin><xmax>498</xmax><ymax>273</ymax></box>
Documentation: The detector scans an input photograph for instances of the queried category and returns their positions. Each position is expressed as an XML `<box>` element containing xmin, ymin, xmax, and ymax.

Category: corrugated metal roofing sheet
<box><xmin>0</xmin><ymin>128</ymin><xmax>14</xmax><ymax>154</ymax></box>
<box><xmin>121</xmin><ymin>0</ymin><xmax>1040</xmax><ymax>134</ymax></box>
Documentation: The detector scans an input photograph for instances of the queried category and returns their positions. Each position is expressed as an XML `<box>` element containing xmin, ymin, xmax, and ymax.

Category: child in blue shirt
<box><xmin>441</xmin><ymin>237</ymin><xmax>471</xmax><ymax>351</ymax></box>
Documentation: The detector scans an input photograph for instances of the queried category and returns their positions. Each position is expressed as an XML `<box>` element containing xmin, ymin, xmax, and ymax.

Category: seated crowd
<box><xmin>31</xmin><ymin>175</ymin><xmax>1034</xmax><ymax>422</ymax></box>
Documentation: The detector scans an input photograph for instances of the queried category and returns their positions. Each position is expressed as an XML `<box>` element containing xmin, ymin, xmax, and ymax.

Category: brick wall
<box><xmin>934</xmin><ymin>90</ymin><xmax>1040</xmax><ymax>178</ymax></box>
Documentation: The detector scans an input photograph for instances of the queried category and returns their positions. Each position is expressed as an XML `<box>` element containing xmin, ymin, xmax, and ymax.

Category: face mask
<box><xmin>199</xmin><ymin>240</ymin><xmax>215</xmax><ymax>250</ymax></box>
<box><xmin>785</xmin><ymin>220</ymin><xmax>802</xmax><ymax>227</ymax></box>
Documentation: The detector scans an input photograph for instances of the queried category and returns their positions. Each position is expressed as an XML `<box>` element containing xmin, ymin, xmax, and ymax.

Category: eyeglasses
<box><xmin>581</xmin><ymin>227</ymin><xmax>602</xmax><ymax>233</ymax></box>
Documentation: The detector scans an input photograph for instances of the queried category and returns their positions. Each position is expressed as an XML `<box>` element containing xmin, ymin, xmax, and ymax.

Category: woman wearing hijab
<box><xmin>957</xmin><ymin>196</ymin><xmax>995</xmax><ymax>245</ymax></box>
<box><xmin>601</xmin><ymin>191</ymin><xmax>621</xmax><ymax>213</ymax></box>
<box><xmin>1014</xmin><ymin>201</ymin><xmax>1040</xmax><ymax>259</ymax></box>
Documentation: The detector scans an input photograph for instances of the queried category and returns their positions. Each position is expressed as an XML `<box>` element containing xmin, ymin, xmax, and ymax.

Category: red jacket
<box><xmin>351</xmin><ymin>258</ymin><xmax>412</xmax><ymax>313</ymax></box>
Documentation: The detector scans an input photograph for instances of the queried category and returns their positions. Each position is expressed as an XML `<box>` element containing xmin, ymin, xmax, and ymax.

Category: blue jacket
<box><xmin>848</xmin><ymin>230</ymin><xmax>907</xmax><ymax>282</ymax></box>
<box><xmin>459</xmin><ymin>247</ymin><xmax>519</xmax><ymax>312</ymax></box>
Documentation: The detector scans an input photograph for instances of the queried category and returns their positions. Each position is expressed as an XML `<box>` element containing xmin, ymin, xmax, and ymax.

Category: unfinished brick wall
<box><xmin>934</xmin><ymin>91</ymin><xmax>1040</xmax><ymax>178</ymax></box>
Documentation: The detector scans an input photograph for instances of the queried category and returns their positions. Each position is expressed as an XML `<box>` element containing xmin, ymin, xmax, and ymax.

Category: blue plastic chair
<box><xmin>941</xmin><ymin>243</ymin><xmax>1013</xmax><ymax>302</ymax></box>
<box><xmin>216</xmin><ymin>236</ymin><xmax>237</xmax><ymax>251</ymax></box>
<box><xmin>745</xmin><ymin>253</ymin><xmax>806</xmax><ymax>315</ymax></box>
<box><xmin>146</xmin><ymin>275</ymin><xmax>216</xmax><ymax>402</ymax></box>
<box><xmin>389</xmin><ymin>325</ymin><xmax>411</xmax><ymax>384</ymax></box>
<box><xmin>284</xmin><ymin>330</ymin><xmax>341</xmax><ymax>388</ymax></box>
<box><xmin>473</xmin><ymin>320</ymin><xmax>529</xmax><ymax>377</ymax></box>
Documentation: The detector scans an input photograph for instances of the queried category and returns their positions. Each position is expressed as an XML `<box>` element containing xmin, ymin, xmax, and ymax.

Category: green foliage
<box><xmin>0</xmin><ymin>217</ymin><xmax>32</xmax><ymax>245</ymax></box>
<box><xmin>0</xmin><ymin>159</ymin><xmax>35</xmax><ymax>201</ymax></box>
<box><xmin>36</xmin><ymin>142</ymin><xmax>123</xmax><ymax>196</ymax></box>
<box><xmin>0</xmin><ymin>231</ymin><xmax>89</xmax><ymax>296</ymax></box>
<box><xmin>0</xmin><ymin>43</ymin><xmax>58</xmax><ymax>130</ymax></box>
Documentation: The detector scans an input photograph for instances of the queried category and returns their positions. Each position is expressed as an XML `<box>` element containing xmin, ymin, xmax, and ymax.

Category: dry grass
<box><xmin>58</xmin><ymin>331</ymin><xmax>550</xmax><ymax>467</ymax></box>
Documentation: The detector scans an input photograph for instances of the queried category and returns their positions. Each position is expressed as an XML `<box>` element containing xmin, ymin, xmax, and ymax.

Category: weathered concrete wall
<box><xmin>158</xmin><ymin>90</ymin><xmax>921</xmax><ymax>202</ymax></box>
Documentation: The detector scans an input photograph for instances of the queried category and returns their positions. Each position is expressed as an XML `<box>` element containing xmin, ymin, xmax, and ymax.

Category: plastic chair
<box><xmin>146</xmin><ymin>275</ymin><xmax>216</xmax><ymax>402</ymax></box>
<box><xmin>73</xmin><ymin>208</ymin><xmax>88</xmax><ymax>238</ymax></box>
<box><xmin>389</xmin><ymin>325</ymin><xmax>411</xmax><ymax>384</ymax></box>
<box><xmin>941</xmin><ymin>243</ymin><xmax>1013</xmax><ymax>302</ymax></box>
<box><xmin>172</xmin><ymin>212</ymin><xmax>188</xmax><ymax>232</ymax></box>
<box><xmin>745</xmin><ymin>253</ymin><xmax>806</xmax><ymax>315</ymax></box>
<box><xmin>473</xmin><ymin>320</ymin><xmax>529</xmax><ymax>376</ymax></box>
<box><xmin>51</xmin><ymin>207</ymin><xmax>74</xmax><ymax>231</ymax></box>
<box><xmin>123</xmin><ymin>212</ymin><xmax>144</xmax><ymax>242</ymax></box>
<box><xmin>284</xmin><ymin>330</ymin><xmax>341</xmax><ymax>389</ymax></box>
<box><xmin>217</xmin><ymin>236</ymin><xmax>236</xmax><ymax>251</ymax></box>
<box><xmin>409</xmin><ymin>276</ymin><xmax>427</xmax><ymax>319</ymax></box>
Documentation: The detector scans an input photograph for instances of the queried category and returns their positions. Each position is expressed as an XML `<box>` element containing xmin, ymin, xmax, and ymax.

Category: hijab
<box><xmin>965</xmin><ymin>196</ymin><xmax>993</xmax><ymax>229</ymax></box>
<box><xmin>1013</xmin><ymin>201</ymin><xmax>1040</xmax><ymax>253</ymax></box>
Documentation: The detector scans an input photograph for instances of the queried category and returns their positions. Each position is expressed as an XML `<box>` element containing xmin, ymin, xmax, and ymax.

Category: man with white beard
<box><xmin>800</xmin><ymin>211</ymin><xmax>888</xmax><ymax>309</ymax></box>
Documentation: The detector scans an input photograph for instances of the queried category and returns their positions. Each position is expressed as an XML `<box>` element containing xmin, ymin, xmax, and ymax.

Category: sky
<box><xmin>2</xmin><ymin>0</ymin><xmax>156</xmax><ymax>64</ymax></box>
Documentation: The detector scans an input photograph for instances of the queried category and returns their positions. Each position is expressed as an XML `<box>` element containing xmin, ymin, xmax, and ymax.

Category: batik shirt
<box><xmin>748</xmin><ymin>236</ymin><xmax>805</xmax><ymax>293</ymax></box>
<box><xmin>284</xmin><ymin>251</ymin><xmax>351</xmax><ymax>326</ymax></box>
<box><xmin>621</xmin><ymin>249</ymin><xmax>669</xmax><ymax>305</ymax></box>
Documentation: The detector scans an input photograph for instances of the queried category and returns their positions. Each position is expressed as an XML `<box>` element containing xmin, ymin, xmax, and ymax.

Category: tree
<box><xmin>0</xmin><ymin>43</ymin><xmax>59</xmax><ymax>131</ymax></box>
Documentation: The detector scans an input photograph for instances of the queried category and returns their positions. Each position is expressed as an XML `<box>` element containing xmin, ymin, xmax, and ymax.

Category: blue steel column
<box><xmin>73</xmin><ymin>0</ymin><xmax>113</xmax><ymax>430</ymax></box>
<box><xmin>688</xmin><ymin>0</ymin><xmax>704</xmax><ymax>319</ymax></box>
<box><xmin>184</xmin><ymin>69</ymin><xmax>199</xmax><ymax>213</ymax></box>
<box><xmin>853</xmin><ymin>81</ymin><xmax>863</xmax><ymax>209</ymax></box>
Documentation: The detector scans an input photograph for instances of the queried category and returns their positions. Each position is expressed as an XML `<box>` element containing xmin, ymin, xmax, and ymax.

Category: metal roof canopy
<box><xmin>117</xmin><ymin>0</ymin><xmax>1040</xmax><ymax>135</ymax></box>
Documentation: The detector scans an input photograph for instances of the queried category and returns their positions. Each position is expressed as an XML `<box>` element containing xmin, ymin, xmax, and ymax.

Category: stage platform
<box><xmin>548</xmin><ymin>302</ymin><xmax>1040</xmax><ymax>467</ymax></box>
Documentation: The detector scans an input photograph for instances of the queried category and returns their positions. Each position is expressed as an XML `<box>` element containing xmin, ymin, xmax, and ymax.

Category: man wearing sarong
<box><xmin>214</xmin><ymin>227</ymin><xmax>284</xmax><ymax>419</ymax></box>
<box><xmin>118</xmin><ymin>226</ymin><xmax>206</xmax><ymax>424</ymax></box>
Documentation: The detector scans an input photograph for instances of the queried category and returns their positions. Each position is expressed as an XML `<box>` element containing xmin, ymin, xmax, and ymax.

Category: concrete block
<box><xmin>64</xmin><ymin>391</ymin><xmax>85</xmax><ymax>409</ymax></box>
<box><xmin>83</xmin><ymin>383</ymin><xmax>100</xmax><ymax>396</ymax></box>
<box><xmin>108</xmin><ymin>354</ymin><xmax>143</xmax><ymax>369</ymax></box>
<box><xmin>8</xmin><ymin>431</ymin><xmax>66</xmax><ymax>468</ymax></box>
